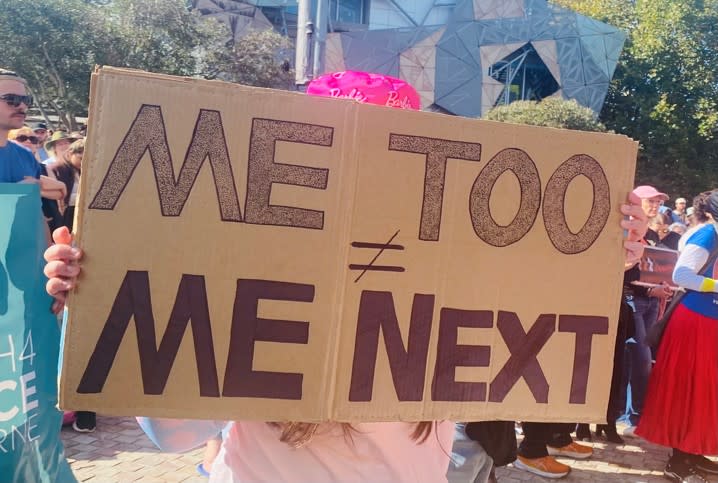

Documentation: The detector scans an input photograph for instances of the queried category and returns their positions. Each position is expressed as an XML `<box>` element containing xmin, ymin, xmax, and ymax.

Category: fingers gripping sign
<box><xmin>621</xmin><ymin>192</ymin><xmax>649</xmax><ymax>267</ymax></box>
<box><xmin>44</xmin><ymin>227</ymin><xmax>83</xmax><ymax>314</ymax></box>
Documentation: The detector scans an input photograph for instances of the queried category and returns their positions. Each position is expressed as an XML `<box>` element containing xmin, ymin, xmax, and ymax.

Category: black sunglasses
<box><xmin>15</xmin><ymin>135</ymin><xmax>39</xmax><ymax>144</ymax></box>
<box><xmin>0</xmin><ymin>94</ymin><xmax>33</xmax><ymax>108</ymax></box>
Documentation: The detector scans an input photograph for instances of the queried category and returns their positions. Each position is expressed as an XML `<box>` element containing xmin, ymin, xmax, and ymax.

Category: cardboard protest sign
<box><xmin>61</xmin><ymin>67</ymin><xmax>637</xmax><ymax>423</ymax></box>
<box><xmin>0</xmin><ymin>184</ymin><xmax>75</xmax><ymax>483</ymax></box>
<box><xmin>635</xmin><ymin>246</ymin><xmax>679</xmax><ymax>288</ymax></box>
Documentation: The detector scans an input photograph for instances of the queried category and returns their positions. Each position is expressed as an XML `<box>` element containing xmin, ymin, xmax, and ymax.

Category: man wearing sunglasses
<box><xmin>0</xmin><ymin>68</ymin><xmax>41</xmax><ymax>183</ymax></box>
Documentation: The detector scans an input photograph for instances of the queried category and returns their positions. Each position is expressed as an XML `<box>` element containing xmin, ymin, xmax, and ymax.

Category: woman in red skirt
<box><xmin>637</xmin><ymin>190</ymin><xmax>718</xmax><ymax>483</ymax></box>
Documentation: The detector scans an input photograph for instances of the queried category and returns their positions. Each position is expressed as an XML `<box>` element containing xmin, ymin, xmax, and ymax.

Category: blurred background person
<box><xmin>32</xmin><ymin>121</ymin><xmax>51</xmax><ymax>160</ymax></box>
<box><xmin>670</xmin><ymin>223</ymin><xmax>687</xmax><ymax>237</ymax></box>
<box><xmin>52</xmin><ymin>138</ymin><xmax>84</xmax><ymax>232</ymax></box>
<box><xmin>637</xmin><ymin>189</ymin><xmax>718</xmax><ymax>481</ymax></box>
<box><xmin>623</xmin><ymin>186</ymin><xmax>672</xmax><ymax>435</ymax></box>
<box><xmin>672</xmin><ymin>197</ymin><xmax>687</xmax><ymax>224</ymax></box>
<box><xmin>8</xmin><ymin>125</ymin><xmax>64</xmax><ymax>231</ymax></box>
<box><xmin>44</xmin><ymin>130</ymin><xmax>79</xmax><ymax>168</ymax></box>
<box><xmin>650</xmin><ymin>212</ymin><xmax>681</xmax><ymax>250</ymax></box>
<box><xmin>680</xmin><ymin>193</ymin><xmax>711</xmax><ymax>251</ymax></box>
<box><xmin>51</xmin><ymin>137</ymin><xmax>94</xmax><ymax>432</ymax></box>
<box><xmin>8</xmin><ymin>125</ymin><xmax>41</xmax><ymax>160</ymax></box>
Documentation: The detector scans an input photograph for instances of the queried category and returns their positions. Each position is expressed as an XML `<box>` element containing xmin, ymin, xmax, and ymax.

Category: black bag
<box><xmin>645</xmin><ymin>243</ymin><xmax>718</xmax><ymax>349</ymax></box>
<box><xmin>645</xmin><ymin>291</ymin><xmax>685</xmax><ymax>349</ymax></box>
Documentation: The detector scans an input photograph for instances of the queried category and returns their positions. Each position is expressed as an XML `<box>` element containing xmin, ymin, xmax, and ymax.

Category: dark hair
<box><xmin>693</xmin><ymin>191</ymin><xmax>711</xmax><ymax>223</ymax></box>
<box><xmin>650</xmin><ymin>212</ymin><xmax>672</xmax><ymax>226</ymax></box>
<box><xmin>707</xmin><ymin>189</ymin><xmax>718</xmax><ymax>220</ymax></box>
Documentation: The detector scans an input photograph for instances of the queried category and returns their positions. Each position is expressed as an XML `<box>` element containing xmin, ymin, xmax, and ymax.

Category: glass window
<box><xmin>489</xmin><ymin>43</ymin><xmax>559</xmax><ymax>106</ymax></box>
<box><xmin>330</xmin><ymin>0</ymin><xmax>367</xmax><ymax>24</ymax></box>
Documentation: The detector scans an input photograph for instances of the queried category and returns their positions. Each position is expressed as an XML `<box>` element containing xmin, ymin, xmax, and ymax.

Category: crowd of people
<box><xmin>8</xmin><ymin>121</ymin><xmax>85</xmax><ymax>231</ymax></box>
<box><xmin>4</xmin><ymin>64</ymin><xmax>718</xmax><ymax>483</ymax></box>
<box><xmin>509</xmin><ymin>188</ymin><xmax>718</xmax><ymax>483</ymax></box>
<box><xmin>0</xmin><ymin>69</ymin><xmax>95</xmax><ymax>438</ymax></box>
<box><xmin>440</xmin><ymin>187</ymin><xmax>718</xmax><ymax>483</ymax></box>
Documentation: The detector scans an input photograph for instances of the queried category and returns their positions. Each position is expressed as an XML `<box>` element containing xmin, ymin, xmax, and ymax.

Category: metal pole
<box><xmin>295</xmin><ymin>0</ymin><xmax>314</xmax><ymax>87</ymax></box>
<box><xmin>504</xmin><ymin>65</ymin><xmax>511</xmax><ymax>105</ymax></box>
<box><xmin>312</xmin><ymin>0</ymin><xmax>329</xmax><ymax>77</ymax></box>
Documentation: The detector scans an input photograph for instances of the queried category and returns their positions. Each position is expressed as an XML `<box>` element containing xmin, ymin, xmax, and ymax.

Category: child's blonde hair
<box><xmin>271</xmin><ymin>421</ymin><xmax>435</xmax><ymax>448</ymax></box>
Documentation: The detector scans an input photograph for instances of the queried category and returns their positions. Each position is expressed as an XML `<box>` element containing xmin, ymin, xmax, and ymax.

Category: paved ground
<box><xmin>62</xmin><ymin>416</ymin><xmax>205</xmax><ymax>483</ymax></box>
<box><xmin>63</xmin><ymin>417</ymin><xmax>715</xmax><ymax>482</ymax></box>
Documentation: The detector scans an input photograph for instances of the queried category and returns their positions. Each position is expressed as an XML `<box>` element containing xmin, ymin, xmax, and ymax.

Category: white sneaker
<box><xmin>622</xmin><ymin>426</ymin><xmax>637</xmax><ymax>438</ymax></box>
<box><xmin>547</xmin><ymin>441</ymin><xmax>593</xmax><ymax>460</ymax></box>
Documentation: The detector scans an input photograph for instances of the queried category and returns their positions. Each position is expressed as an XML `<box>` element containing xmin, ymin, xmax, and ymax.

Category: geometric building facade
<box><xmin>325</xmin><ymin>0</ymin><xmax>625</xmax><ymax>116</ymax></box>
<box><xmin>193</xmin><ymin>0</ymin><xmax>274</xmax><ymax>41</ymax></box>
<box><xmin>192</xmin><ymin>0</ymin><xmax>625</xmax><ymax>117</ymax></box>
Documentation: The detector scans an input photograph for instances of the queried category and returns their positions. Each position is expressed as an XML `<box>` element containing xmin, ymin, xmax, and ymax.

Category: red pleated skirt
<box><xmin>636</xmin><ymin>304</ymin><xmax>718</xmax><ymax>455</ymax></box>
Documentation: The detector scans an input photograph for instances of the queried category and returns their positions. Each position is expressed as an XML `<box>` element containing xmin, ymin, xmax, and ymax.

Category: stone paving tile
<box><xmin>61</xmin><ymin>417</ymin><xmax>203</xmax><ymax>483</ymax></box>
<box><xmin>62</xmin><ymin>416</ymin><xmax>717</xmax><ymax>482</ymax></box>
<box><xmin>496</xmin><ymin>426</ymin><xmax>718</xmax><ymax>482</ymax></box>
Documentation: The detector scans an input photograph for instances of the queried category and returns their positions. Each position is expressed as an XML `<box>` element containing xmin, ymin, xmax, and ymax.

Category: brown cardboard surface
<box><xmin>61</xmin><ymin>67</ymin><xmax>637</xmax><ymax>422</ymax></box>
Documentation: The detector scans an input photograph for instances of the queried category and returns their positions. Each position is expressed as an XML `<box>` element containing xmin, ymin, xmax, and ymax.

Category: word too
<box><xmin>89</xmin><ymin>106</ymin><xmax>611</xmax><ymax>254</ymax></box>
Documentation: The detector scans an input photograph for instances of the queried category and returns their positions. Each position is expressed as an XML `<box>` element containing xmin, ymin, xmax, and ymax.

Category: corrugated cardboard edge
<box><xmin>60</xmin><ymin>66</ymin><xmax>102</xmax><ymax>410</ymax></box>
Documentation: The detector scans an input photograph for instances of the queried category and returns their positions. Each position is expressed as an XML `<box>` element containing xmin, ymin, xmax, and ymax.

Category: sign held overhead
<box><xmin>61</xmin><ymin>67</ymin><xmax>637</xmax><ymax>423</ymax></box>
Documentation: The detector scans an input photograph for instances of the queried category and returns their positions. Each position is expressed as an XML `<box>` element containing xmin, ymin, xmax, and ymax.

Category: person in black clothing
<box><xmin>621</xmin><ymin>186</ymin><xmax>672</xmax><ymax>430</ymax></box>
<box><xmin>52</xmin><ymin>138</ymin><xmax>95</xmax><ymax>432</ymax></box>
<box><xmin>651</xmin><ymin>212</ymin><xmax>681</xmax><ymax>250</ymax></box>
<box><xmin>576</xmin><ymin>256</ymin><xmax>642</xmax><ymax>444</ymax></box>
<box><xmin>512</xmin><ymin>194</ymin><xmax>650</xmax><ymax>479</ymax></box>
<box><xmin>39</xmin><ymin>163</ymin><xmax>64</xmax><ymax>232</ymax></box>
<box><xmin>51</xmin><ymin>138</ymin><xmax>83</xmax><ymax>232</ymax></box>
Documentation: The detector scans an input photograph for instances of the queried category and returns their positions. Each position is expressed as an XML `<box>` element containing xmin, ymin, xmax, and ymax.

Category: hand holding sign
<box><xmin>621</xmin><ymin>193</ymin><xmax>648</xmax><ymax>267</ymax></box>
<box><xmin>648</xmin><ymin>282</ymin><xmax>673</xmax><ymax>299</ymax></box>
<box><xmin>44</xmin><ymin>226</ymin><xmax>82</xmax><ymax>314</ymax></box>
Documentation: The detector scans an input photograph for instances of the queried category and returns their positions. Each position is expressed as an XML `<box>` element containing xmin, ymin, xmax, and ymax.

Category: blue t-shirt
<box><xmin>680</xmin><ymin>224</ymin><xmax>718</xmax><ymax>318</ymax></box>
<box><xmin>0</xmin><ymin>141</ymin><xmax>41</xmax><ymax>183</ymax></box>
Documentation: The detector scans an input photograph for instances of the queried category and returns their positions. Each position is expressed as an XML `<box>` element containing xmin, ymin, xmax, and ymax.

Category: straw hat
<box><xmin>45</xmin><ymin>131</ymin><xmax>80</xmax><ymax>151</ymax></box>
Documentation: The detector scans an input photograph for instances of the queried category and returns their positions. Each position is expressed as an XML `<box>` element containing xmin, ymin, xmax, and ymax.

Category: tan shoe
<box><xmin>547</xmin><ymin>441</ymin><xmax>593</xmax><ymax>460</ymax></box>
<box><xmin>514</xmin><ymin>455</ymin><xmax>570</xmax><ymax>479</ymax></box>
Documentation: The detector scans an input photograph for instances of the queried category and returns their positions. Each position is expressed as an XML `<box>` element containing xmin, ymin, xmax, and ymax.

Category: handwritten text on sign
<box><xmin>61</xmin><ymin>68</ymin><xmax>637</xmax><ymax>422</ymax></box>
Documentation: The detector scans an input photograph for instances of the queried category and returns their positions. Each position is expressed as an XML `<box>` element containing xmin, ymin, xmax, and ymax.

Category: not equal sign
<box><xmin>349</xmin><ymin>229</ymin><xmax>406</xmax><ymax>283</ymax></box>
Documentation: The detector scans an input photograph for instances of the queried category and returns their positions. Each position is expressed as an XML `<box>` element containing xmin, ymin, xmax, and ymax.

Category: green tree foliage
<box><xmin>485</xmin><ymin>97</ymin><xmax>607</xmax><ymax>132</ymax></box>
<box><xmin>553</xmin><ymin>0</ymin><xmax>718</xmax><ymax>199</ymax></box>
<box><xmin>222</xmin><ymin>30</ymin><xmax>294</xmax><ymax>90</ymax></box>
<box><xmin>0</xmin><ymin>0</ymin><xmax>101</xmax><ymax>130</ymax></box>
<box><xmin>93</xmin><ymin>0</ymin><xmax>231</xmax><ymax>79</ymax></box>
<box><xmin>0</xmin><ymin>0</ymin><xmax>291</xmax><ymax>130</ymax></box>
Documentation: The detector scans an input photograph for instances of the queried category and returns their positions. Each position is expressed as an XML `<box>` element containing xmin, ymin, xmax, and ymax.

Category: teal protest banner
<box><xmin>0</xmin><ymin>184</ymin><xmax>75</xmax><ymax>482</ymax></box>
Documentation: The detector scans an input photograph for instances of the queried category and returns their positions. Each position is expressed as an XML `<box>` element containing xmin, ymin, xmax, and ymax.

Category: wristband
<box><xmin>700</xmin><ymin>278</ymin><xmax>716</xmax><ymax>292</ymax></box>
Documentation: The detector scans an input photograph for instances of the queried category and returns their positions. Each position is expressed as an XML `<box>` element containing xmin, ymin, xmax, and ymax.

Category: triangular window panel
<box><xmin>489</xmin><ymin>43</ymin><xmax>559</xmax><ymax>106</ymax></box>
